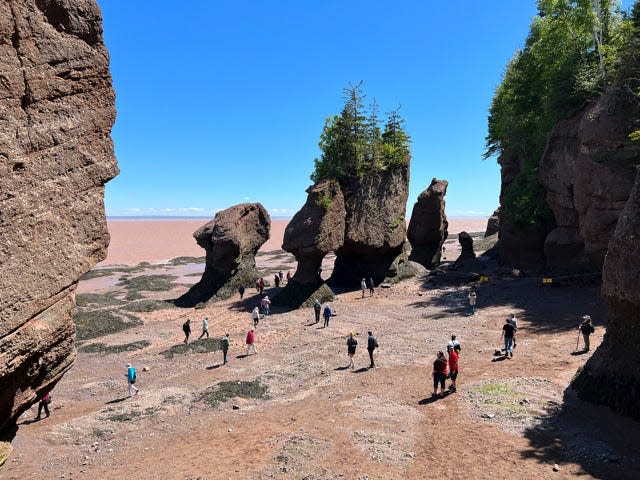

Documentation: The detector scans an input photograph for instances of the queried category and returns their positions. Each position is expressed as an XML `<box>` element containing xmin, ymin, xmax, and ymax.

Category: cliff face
<box><xmin>330</xmin><ymin>164</ymin><xmax>409</xmax><ymax>286</ymax></box>
<box><xmin>539</xmin><ymin>88</ymin><xmax>639</xmax><ymax>270</ymax></box>
<box><xmin>407</xmin><ymin>178</ymin><xmax>448</xmax><ymax>268</ymax></box>
<box><xmin>571</xmin><ymin>168</ymin><xmax>640</xmax><ymax>419</ymax></box>
<box><xmin>0</xmin><ymin>0</ymin><xmax>118</xmax><ymax>460</ymax></box>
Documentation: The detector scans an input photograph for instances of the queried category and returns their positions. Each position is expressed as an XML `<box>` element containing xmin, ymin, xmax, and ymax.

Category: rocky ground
<box><xmin>3</xmin><ymin>242</ymin><xmax>640</xmax><ymax>480</ymax></box>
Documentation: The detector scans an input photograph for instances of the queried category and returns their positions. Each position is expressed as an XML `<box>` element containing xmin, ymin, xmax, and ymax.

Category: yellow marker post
<box><xmin>480</xmin><ymin>275</ymin><xmax>489</xmax><ymax>282</ymax></box>
<box><xmin>542</xmin><ymin>277</ymin><xmax>553</xmax><ymax>285</ymax></box>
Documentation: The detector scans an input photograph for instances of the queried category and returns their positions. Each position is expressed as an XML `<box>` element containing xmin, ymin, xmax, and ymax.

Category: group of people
<box><xmin>346</xmin><ymin>330</ymin><xmax>379</xmax><ymax>369</ymax></box>
<box><xmin>360</xmin><ymin>278</ymin><xmax>375</xmax><ymax>298</ymax></box>
<box><xmin>313</xmin><ymin>299</ymin><xmax>333</xmax><ymax>327</ymax></box>
<box><xmin>432</xmin><ymin>335</ymin><xmax>461</xmax><ymax>397</ymax></box>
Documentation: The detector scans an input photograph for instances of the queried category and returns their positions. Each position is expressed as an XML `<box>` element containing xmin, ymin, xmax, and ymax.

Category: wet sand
<box><xmin>102</xmin><ymin>217</ymin><xmax>489</xmax><ymax>266</ymax></box>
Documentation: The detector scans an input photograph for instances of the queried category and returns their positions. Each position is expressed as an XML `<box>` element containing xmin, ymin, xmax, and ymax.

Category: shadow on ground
<box><xmin>521</xmin><ymin>387</ymin><xmax>640</xmax><ymax>479</ymax></box>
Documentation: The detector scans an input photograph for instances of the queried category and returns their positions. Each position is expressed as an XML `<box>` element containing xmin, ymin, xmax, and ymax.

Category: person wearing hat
<box><xmin>126</xmin><ymin>363</ymin><xmax>139</xmax><ymax>397</ymax></box>
<box><xmin>346</xmin><ymin>331</ymin><xmax>358</xmax><ymax>369</ymax></box>
<box><xmin>579</xmin><ymin>315</ymin><xmax>595</xmax><ymax>351</ymax></box>
<box><xmin>313</xmin><ymin>299</ymin><xmax>322</xmax><ymax>324</ymax></box>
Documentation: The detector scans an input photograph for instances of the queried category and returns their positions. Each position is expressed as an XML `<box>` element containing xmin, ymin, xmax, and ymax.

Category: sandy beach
<box><xmin>102</xmin><ymin>217</ymin><xmax>489</xmax><ymax>266</ymax></box>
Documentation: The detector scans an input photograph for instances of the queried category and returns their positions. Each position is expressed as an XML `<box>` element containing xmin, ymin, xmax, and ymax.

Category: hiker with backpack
<box><xmin>35</xmin><ymin>391</ymin><xmax>51</xmax><ymax>420</ymax></box>
<box><xmin>126</xmin><ymin>363</ymin><xmax>139</xmax><ymax>397</ymax></box>
<box><xmin>447</xmin><ymin>334</ymin><xmax>461</xmax><ymax>354</ymax></box>
<box><xmin>182</xmin><ymin>319</ymin><xmax>191</xmax><ymax>344</ymax></box>
<box><xmin>323</xmin><ymin>303</ymin><xmax>332</xmax><ymax>328</ymax></box>
<box><xmin>367</xmin><ymin>330</ymin><xmax>379</xmax><ymax>368</ymax></box>
<box><xmin>261</xmin><ymin>295</ymin><xmax>271</xmax><ymax>317</ymax></box>
<box><xmin>501</xmin><ymin>317</ymin><xmax>516</xmax><ymax>358</ymax></box>
<box><xmin>579</xmin><ymin>315</ymin><xmax>595</xmax><ymax>351</ymax></box>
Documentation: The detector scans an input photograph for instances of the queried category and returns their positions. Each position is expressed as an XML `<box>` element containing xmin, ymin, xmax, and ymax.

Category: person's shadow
<box><xmin>105</xmin><ymin>396</ymin><xmax>129</xmax><ymax>404</ymax></box>
<box><xmin>334</xmin><ymin>366</ymin><xmax>350</xmax><ymax>371</ymax></box>
<box><xmin>570</xmin><ymin>350</ymin><xmax>589</xmax><ymax>356</ymax></box>
<box><xmin>353</xmin><ymin>367</ymin><xmax>370</xmax><ymax>373</ymax></box>
<box><xmin>418</xmin><ymin>391</ymin><xmax>451</xmax><ymax>404</ymax></box>
<box><xmin>206</xmin><ymin>364</ymin><xmax>222</xmax><ymax>370</ymax></box>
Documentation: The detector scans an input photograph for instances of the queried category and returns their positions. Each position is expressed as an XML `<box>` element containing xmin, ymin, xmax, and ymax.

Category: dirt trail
<box><xmin>4</xmin><ymin>259</ymin><xmax>640</xmax><ymax>480</ymax></box>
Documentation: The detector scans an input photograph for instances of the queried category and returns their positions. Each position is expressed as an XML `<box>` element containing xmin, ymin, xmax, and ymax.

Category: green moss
<box><xmin>316</xmin><ymin>190</ymin><xmax>333</xmax><ymax>211</ymax></box>
<box><xmin>161</xmin><ymin>338</ymin><xmax>222</xmax><ymax>359</ymax></box>
<box><xmin>168</xmin><ymin>256</ymin><xmax>206</xmax><ymax>265</ymax></box>
<box><xmin>123</xmin><ymin>299</ymin><xmax>175</xmax><ymax>313</ymax></box>
<box><xmin>79</xmin><ymin>340</ymin><xmax>150</xmax><ymax>355</ymax></box>
<box><xmin>73</xmin><ymin>310</ymin><xmax>142</xmax><ymax>341</ymax></box>
<box><xmin>117</xmin><ymin>274</ymin><xmax>178</xmax><ymax>292</ymax></box>
<box><xmin>196</xmin><ymin>380</ymin><xmax>269</xmax><ymax>408</ymax></box>
<box><xmin>75</xmin><ymin>293</ymin><xmax>124</xmax><ymax>308</ymax></box>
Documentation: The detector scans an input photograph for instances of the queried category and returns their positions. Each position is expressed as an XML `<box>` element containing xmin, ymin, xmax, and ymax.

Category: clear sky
<box><xmin>100</xmin><ymin>1</ymin><xmax>594</xmax><ymax>218</ymax></box>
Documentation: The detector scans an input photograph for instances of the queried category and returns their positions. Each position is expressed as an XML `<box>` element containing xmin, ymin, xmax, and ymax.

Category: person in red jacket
<box><xmin>245</xmin><ymin>328</ymin><xmax>257</xmax><ymax>356</ymax></box>
<box><xmin>447</xmin><ymin>345</ymin><xmax>459</xmax><ymax>392</ymax></box>
<box><xmin>36</xmin><ymin>391</ymin><xmax>51</xmax><ymax>419</ymax></box>
<box><xmin>432</xmin><ymin>351</ymin><xmax>448</xmax><ymax>397</ymax></box>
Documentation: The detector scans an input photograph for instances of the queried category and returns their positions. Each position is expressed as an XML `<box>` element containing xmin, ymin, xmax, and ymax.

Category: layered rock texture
<box><xmin>407</xmin><ymin>178</ymin><xmax>448</xmax><ymax>268</ymax></box>
<box><xmin>572</xmin><ymin>168</ymin><xmax>640</xmax><ymax>419</ymax></box>
<box><xmin>484</xmin><ymin>207</ymin><xmax>500</xmax><ymax>237</ymax></box>
<box><xmin>539</xmin><ymin>88</ymin><xmax>639</xmax><ymax>270</ymax></box>
<box><xmin>276</xmin><ymin>180</ymin><xmax>344</xmax><ymax>307</ymax></box>
<box><xmin>177</xmin><ymin>204</ymin><xmax>270</xmax><ymax>306</ymax></box>
<box><xmin>330</xmin><ymin>164</ymin><xmax>410</xmax><ymax>286</ymax></box>
<box><xmin>0</xmin><ymin>0</ymin><xmax>118</xmax><ymax>462</ymax></box>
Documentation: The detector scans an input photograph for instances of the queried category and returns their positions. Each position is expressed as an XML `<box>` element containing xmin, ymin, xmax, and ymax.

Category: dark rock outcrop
<box><xmin>539</xmin><ymin>88</ymin><xmax>639</xmax><ymax>270</ymax></box>
<box><xmin>457</xmin><ymin>231</ymin><xmax>476</xmax><ymax>261</ymax></box>
<box><xmin>330</xmin><ymin>164</ymin><xmax>410</xmax><ymax>286</ymax></box>
<box><xmin>176</xmin><ymin>204</ymin><xmax>270</xmax><ymax>307</ymax></box>
<box><xmin>276</xmin><ymin>180</ymin><xmax>345</xmax><ymax>307</ymax></box>
<box><xmin>571</xmin><ymin>168</ymin><xmax>640</xmax><ymax>419</ymax></box>
<box><xmin>484</xmin><ymin>208</ymin><xmax>500</xmax><ymax>237</ymax></box>
<box><xmin>407</xmin><ymin>178</ymin><xmax>448</xmax><ymax>268</ymax></box>
<box><xmin>0</xmin><ymin>0</ymin><xmax>118</xmax><ymax>464</ymax></box>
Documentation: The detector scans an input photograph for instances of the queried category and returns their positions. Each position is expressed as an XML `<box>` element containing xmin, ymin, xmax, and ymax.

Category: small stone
<box><xmin>228</xmin><ymin>428</ymin><xmax>232</xmax><ymax>432</ymax></box>
<box><xmin>232</xmin><ymin>405</ymin><xmax>240</xmax><ymax>410</ymax></box>
<box><xmin>481</xmin><ymin>413</ymin><xmax>495</xmax><ymax>419</ymax></box>
<box><xmin>553</xmin><ymin>464</ymin><xmax>560</xmax><ymax>472</ymax></box>
<box><xmin>142</xmin><ymin>367</ymin><xmax>150</xmax><ymax>372</ymax></box>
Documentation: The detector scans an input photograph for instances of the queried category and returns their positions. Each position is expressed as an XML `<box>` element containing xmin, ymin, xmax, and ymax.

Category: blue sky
<box><xmin>100</xmin><ymin>1</ymin><xmax>631</xmax><ymax>218</ymax></box>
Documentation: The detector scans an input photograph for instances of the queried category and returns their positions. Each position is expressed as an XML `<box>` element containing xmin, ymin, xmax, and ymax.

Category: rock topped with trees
<box><xmin>407</xmin><ymin>178</ymin><xmax>449</xmax><ymax>268</ymax></box>
<box><xmin>307</xmin><ymin>83</ymin><xmax>412</xmax><ymax>286</ymax></box>
<box><xmin>177</xmin><ymin>203</ymin><xmax>270</xmax><ymax>306</ymax></box>
<box><xmin>486</xmin><ymin>0</ymin><xmax>640</xmax><ymax>269</ymax></box>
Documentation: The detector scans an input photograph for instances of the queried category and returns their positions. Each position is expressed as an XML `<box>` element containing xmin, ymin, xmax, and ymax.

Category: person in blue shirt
<box><xmin>323</xmin><ymin>304</ymin><xmax>332</xmax><ymax>328</ymax></box>
<box><xmin>126</xmin><ymin>363</ymin><xmax>139</xmax><ymax>397</ymax></box>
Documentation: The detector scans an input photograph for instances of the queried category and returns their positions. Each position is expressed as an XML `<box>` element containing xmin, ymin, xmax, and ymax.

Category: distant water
<box><xmin>107</xmin><ymin>216</ymin><xmax>294</xmax><ymax>221</ymax></box>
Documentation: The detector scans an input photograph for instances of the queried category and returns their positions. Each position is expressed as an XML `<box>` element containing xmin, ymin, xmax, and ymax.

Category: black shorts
<box><xmin>450</xmin><ymin>371</ymin><xmax>458</xmax><ymax>381</ymax></box>
<box><xmin>433</xmin><ymin>373</ymin><xmax>447</xmax><ymax>389</ymax></box>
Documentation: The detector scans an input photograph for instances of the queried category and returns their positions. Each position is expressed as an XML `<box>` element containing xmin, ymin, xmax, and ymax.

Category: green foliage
<box><xmin>196</xmin><ymin>380</ymin><xmax>269</xmax><ymax>408</ymax></box>
<box><xmin>311</xmin><ymin>82</ymin><xmax>411</xmax><ymax>184</ymax></box>
<box><xmin>504</xmin><ymin>166</ymin><xmax>555</xmax><ymax>229</ymax></box>
<box><xmin>316</xmin><ymin>190</ymin><xmax>333</xmax><ymax>211</ymax></box>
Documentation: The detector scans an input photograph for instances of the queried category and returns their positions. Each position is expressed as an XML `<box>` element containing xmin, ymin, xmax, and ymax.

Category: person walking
<box><xmin>238</xmin><ymin>284</ymin><xmax>245</xmax><ymax>300</ymax></box>
<box><xmin>35</xmin><ymin>391</ymin><xmax>51</xmax><ymax>420</ymax></box>
<box><xmin>501</xmin><ymin>317</ymin><xmax>516</xmax><ymax>358</ymax></box>
<box><xmin>251</xmin><ymin>305</ymin><xmax>260</xmax><ymax>328</ymax></box>
<box><xmin>286</xmin><ymin>271</ymin><xmax>291</xmax><ymax>283</ymax></box>
<box><xmin>367</xmin><ymin>330</ymin><xmax>379</xmax><ymax>368</ymax></box>
<box><xmin>279</xmin><ymin>271</ymin><xmax>284</xmax><ymax>283</ymax></box>
<box><xmin>258</xmin><ymin>278</ymin><xmax>265</xmax><ymax>295</ymax></box>
<box><xmin>468</xmin><ymin>289</ymin><xmax>477</xmax><ymax>315</ymax></box>
<box><xmin>508</xmin><ymin>314</ymin><xmax>518</xmax><ymax>348</ymax></box>
<box><xmin>313</xmin><ymin>299</ymin><xmax>322</xmax><ymax>324</ymax></box>
<box><xmin>447</xmin><ymin>345</ymin><xmax>459</xmax><ymax>392</ymax></box>
<box><xmin>579</xmin><ymin>315</ymin><xmax>595</xmax><ymax>351</ymax></box>
<box><xmin>447</xmin><ymin>334</ymin><xmax>461</xmax><ymax>354</ymax></box>
<box><xmin>347</xmin><ymin>331</ymin><xmax>358</xmax><ymax>369</ymax></box>
<box><xmin>199</xmin><ymin>316</ymin><xmax>209</xmax><ymax>339</ymax></box>
<box><xmin>245</xmin><ymin>328</ymin><xmax>257</xmax><ymax>355</ymax></box>
<box><xmin>360</xmin><ymin>278</ymin><xmax>367</xmax><ymax>298</ymax></box>
<box><xmin>261</xmin><ymin>295</ymin><xmax>271</xmax><ymax>317</ymax></box>
<box><xmin>182</xmin><ymin>319</ymin><xmax>191</xmax><ymax>344</ymax></box>
<box><xmin>126</xmin><ymin>363</ymin><xmax>139</xmax><ymax>397</ymax></box>
<box><xmin>323</xmin><ymin>303</ymin><xmax>332</xmax><ymax>328</ymax></box>
<box><xmin>274</xmin><ymin>274</ymin><xmax>280</xmax><ymax>288</ymax></box>
<box><xmin>367</xmin><ymin>277</ymin><xmax>375</xmax><ymax>297</ymax></box>
<box><xmin>432</xmin><ymin>351</ymin><xmax>448</xmax><ymax>397</ymax></box>
<box><xmin>220</xmin><ymin>333</ymin><xmax>230</xmax><ymax>364</ymax></box>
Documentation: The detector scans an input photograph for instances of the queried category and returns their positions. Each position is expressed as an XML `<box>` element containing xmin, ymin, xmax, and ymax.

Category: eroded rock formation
<box><xmin>572</xmin><ymin>168</ymin><xmax>640</xmax><ymax>419</ymax></box>
<box><xmin>276</xmin><ymin>180</ymin><xmax>345</xmax><ymax>307</ymax></box>
<box><xmin>330</xmin><ymin>165</ymin><xmax>410</xmax><ymax>286</ymax></box>
<box><xmin>484</xmin><ymin>208</ymin><xmax>500</xmax><ymax>237</ymax></box>
<box><xmin>539</xmin><ymin>88</ymin><xmax>638</xmax><ymax>270</ymax></box>
<box><xmin>457</xmin><ymin>231</ymin><xmax>476</xmax><ymax>261</ymax></box>
<box><xmin>0</xmin><ymin>0</ymin><xmax>118</xmax><ymax>463</ymax></box>
<box><xmin>407</xmin><ymin>178</ymin><xmax>448</xmax><ymax>268</ymax></box>
<box><xmin>176</xmin><ymin>204</ymin><xmax>270</xmax><ymax>306</ymax></box>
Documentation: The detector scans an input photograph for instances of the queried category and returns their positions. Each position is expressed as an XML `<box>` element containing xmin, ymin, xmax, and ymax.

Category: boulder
<box><xmin>407</xmin><ymin>178</ymin><xmax>449</xmax><ymax>268</ymax></box>
<box><xmin>0</xmin><ymin>0</ymin><xmax>118</xmax><ymax>461</ymax></box>
<box><xmin>457</xmin><ymin>231</ymin><xmax>476</xmax><ymax>261</ymax></box>
<box><xmin>539</xmin><ymin>87</ymin><xmax>638</xmax><ymax>270</ymax></box>
<box><xmin>484</xmin><ymin>208</ymin><xmax>500</xmax><ymax>237</ymax></box>
<box><xmin>571</xmin><ymin>168</ymin><xmax>640</xmax><ymax>419</ymax></box>
<box><xmin>176</xmin><ymin>204</ymin><xmax>270</xmax><ymax>306</ymax></box>
<box><xmin>330</xmin><ymin>164</ymin><xmax>410</xmax><ymax>286</ymax></box>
